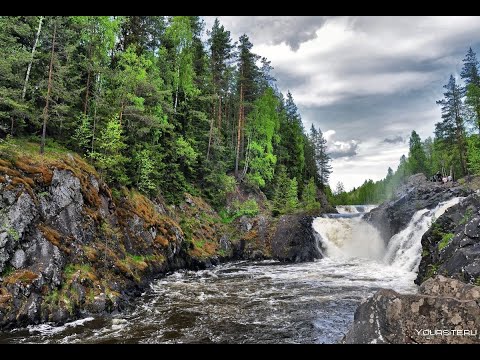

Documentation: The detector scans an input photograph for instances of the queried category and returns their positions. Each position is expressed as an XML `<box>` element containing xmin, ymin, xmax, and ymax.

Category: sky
<box><xmin>202</xmin><ymin>16</ymin><xmax>480</xmax><ymax>191</ymax></box>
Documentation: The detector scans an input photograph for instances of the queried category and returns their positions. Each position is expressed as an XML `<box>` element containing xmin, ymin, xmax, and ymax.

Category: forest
<box><xmin>333</xmin><ymin>47</ymin><xmax>480</xmax><ymax>205</ymax></box>
<box><xmin>0</xmin><ymin>16</ymin><xmax>333</xmax><ymax>215</ymax></box>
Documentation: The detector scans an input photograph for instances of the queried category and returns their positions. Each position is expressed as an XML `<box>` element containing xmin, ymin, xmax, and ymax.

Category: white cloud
<box><xmin>324</xmin><ymin>130</ymin><xmax>360</xmax><ymax>159</ymax></box>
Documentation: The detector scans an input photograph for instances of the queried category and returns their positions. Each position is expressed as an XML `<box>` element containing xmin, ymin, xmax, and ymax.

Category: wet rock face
<box><xmin>416</xmin><ymin>193</ymin><xmax>480</xmax><ymax>284</ymax></box>
<box><xmin>271</xmin><ymin>214</ymin><xmax>321</xmax><ymax>263</ymax></box>
<box><xmin>0</xmin><ymin>158</ymin><xmax>189</xmax><ymax>329</ymax></box>
<box><xmin>342</xmin><ymin>276</ymin><xmax>480</xmax><ymax>344</ymax></box>
<box><xmin>365</xmin><ymin>174</ymin><xmax>472</xmax><ymax>243</ymax></box>
<box><xmin>0</xmin><ymin>190</ymin><xmax>37</xmax><ymax>272</ymax></box>
<box><xmin>40</xmin><ymin>170</ymin><xmax>85</xmax><ymax>241</ymax></box>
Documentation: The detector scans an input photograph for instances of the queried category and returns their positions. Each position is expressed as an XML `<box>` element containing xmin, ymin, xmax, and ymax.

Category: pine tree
<box><xmin>435</xmin><ymin>75</ymin><xmax>468</xmax><ymax>176</ymax></box>
<box><xmin>461</xmin><ymin>48</ymin><xmax>480</xmax><ymax>134</ymax></box>
<box><xmin>235</xmin><ymin>34</ymin><xmax>260</xmax><ymax>178</ymax></box>
<box><xmin>272</xmin><ymin>165</ymin><xmax>290</xmax><ymax>215</ymax></box>
<box><xmin>408</xmin><ymin>130</ymin><xmax>427</xmax><ymax>175</ymax></box>
<box><xmin>310</xmin><ymin>124</ymin><xmax>332</xmax><ymax>188</ymax></box>
<box><xmin>285</xmin><ymin>177</ymin><xmax>299</xmax><ymax>212</ymax></box>
<box><xmin>276</xmin><ymin>91</ymin><xmax>305</xmax><ymax>189</ymax></box>
<box><xmin>72</xmin><ymin>114</ymin><xmax>92</xmax><ymax>153</ymax></box>
<box><xmin>207</xmin><ymin>18</ymin><xmax>234</xmax><ymax>160</ymax></box>
<box><xmin>302</xmin><ymin>177</ymin><xmax>320</xmax><ymax>212</ymax></box>
<box><xmin>461</xmin><ymin>47</ymin><xmax>480</xmax><ymax>87</ymax></box>
<box><xmin>0</xmin><ymin>16</ymin><xmax>34</xmax><ymax>135</ymax></box>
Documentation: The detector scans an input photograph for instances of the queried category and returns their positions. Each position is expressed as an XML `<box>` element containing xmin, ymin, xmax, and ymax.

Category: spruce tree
<box><xmin>435</xmin><ymin>75</ymin><xmax>468</xmax><ymax>176</ymax></box>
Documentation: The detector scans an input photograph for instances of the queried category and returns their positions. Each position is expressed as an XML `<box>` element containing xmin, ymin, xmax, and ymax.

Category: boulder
<box><xmin>342</xmin><ymin>276</ymin><xmax>480</xmax><ymax>344</ymax></box>
<box><xmin>271</xmin><ymin>214</ymin><xmax>321</xmax><ymax>262</ymax></box>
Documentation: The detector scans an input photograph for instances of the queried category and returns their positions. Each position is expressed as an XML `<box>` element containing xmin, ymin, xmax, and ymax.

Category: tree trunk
<box><xmin>477</xmin><ymin>107</ymin><xmax>480</xmax><ymax>137</ymax></box>
<box><xmin>22</xmin><ymin>16</ymin><xmax>44</xmax><ymax>100</ymax></box>
<box><xmin>119</xmin><ymin>98</ymin><xmax>125</xmax><ymax>125</ymax></box>
<box><xmin>235</xmin><ymin>83</ymin><xmax>243</xmax><ymax>178</ymax></box>
<box><xmin>174</xmin><ymin>67</ymin><xmax>180</xmax><ymax>113</ymax></box>
<box><xmin>84</xmin><ymin>68</ymin><xmax>91</xmax><ymax>115</ymax></box>
<box><xmin>40</xmin><ymin>21</ymin><xmax>56</xmax><ymax>155</ymax></box>
<box><xmin>83</xmin><ymin>20</ymin><xmax>96</xmax><ymax>115</ymax></box>
<box><xmin>92</xmin><ymin>74</ymin><xmax>100</xmax><ymax>153</ymax></box>
<box><xmin>206</xmin><ymin>91</ymin><xmax>217</xmax><ymax>161</ymax></box>
<box><xmin>206</xmin><ymin>112</ymin><xmax>215</xmax><ymax>161</ymax></box>
<box><xmin>218</xmin><ymin>95</ymin><xmax>222</xmax><ymax>129</ymax></box>
<box><xmin>456</xmin><ymin>123</ymin><xmax>468</xmax><ymax>176</ymax></box>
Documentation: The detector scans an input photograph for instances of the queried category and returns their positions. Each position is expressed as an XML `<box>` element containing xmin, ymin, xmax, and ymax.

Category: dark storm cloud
<box><xmin>204</xmin><ymin>16</ymin><xmax>328</xmax><ymax>51</ymax></box>
<box><xmin>383</xmin><ymin>136</ymin><xmax>405</xmax><ymax>144</ymax></box>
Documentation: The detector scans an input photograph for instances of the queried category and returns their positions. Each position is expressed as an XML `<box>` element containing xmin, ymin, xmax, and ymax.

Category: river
<box><xmin>0</xmin><ymin>199</ymin><xmax>461</xmax><ymax>344</ymax></box>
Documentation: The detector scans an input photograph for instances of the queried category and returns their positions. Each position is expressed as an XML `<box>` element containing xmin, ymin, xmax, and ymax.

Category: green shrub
<box><xmin>219</xmin><ymin>199</ymin><xmax>259</xmax><ymax>224</ymax></box>
<box><xmin>438</xmin><ymin>233</ymin><xmax>454</xmax><ymax>251</ymax></box>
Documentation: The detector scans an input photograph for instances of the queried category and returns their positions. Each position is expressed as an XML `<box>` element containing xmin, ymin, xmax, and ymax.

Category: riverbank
<box><xmin>0</xmin><ymin>139</ymin><xmax>325</xmax><ymax>329</ymax></box>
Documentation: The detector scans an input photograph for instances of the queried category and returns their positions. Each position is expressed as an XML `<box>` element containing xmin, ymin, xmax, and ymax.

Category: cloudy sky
<box><xmin>203</xmin><ymin>16</ymin><xmax>480</xmax><ymax>191</ymax></box>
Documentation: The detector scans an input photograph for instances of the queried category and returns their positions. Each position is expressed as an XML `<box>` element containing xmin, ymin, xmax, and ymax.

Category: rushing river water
<box><xmin>0</xmin><ymin>198</ymin><xmax>461</xmax><ymax>344</ymax></box>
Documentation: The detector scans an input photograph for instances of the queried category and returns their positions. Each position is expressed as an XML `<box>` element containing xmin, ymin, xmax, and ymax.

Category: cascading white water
<box><xmin>312</xmin><ymin>216</ymin><xmax>385</xmax><ymax>260</ymax></box>
<box><xmin>313</xmin><ymin>198</ymin><xmax>463</xmax><ymax>273</ymax></box>
<box><xmin>384</xmin><ymin>197</ymin><xmax>462</xmax><ymax>272</ymax></box>
<box><xmin>336</xmin><ymin>205</ymin><xmax>377</xmax><ymax>214</ymax></box>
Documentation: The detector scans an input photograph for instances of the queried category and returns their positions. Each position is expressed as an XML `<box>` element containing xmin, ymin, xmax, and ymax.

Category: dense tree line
<box><xmin>333</xmin><ymin>47</ymin><xmax>480</xmax><ymax>205</ymax></box>
<box><xmin>0</xmin><ymin>16</ymin><xmax>332</xmax><ymax>214</ymax></box>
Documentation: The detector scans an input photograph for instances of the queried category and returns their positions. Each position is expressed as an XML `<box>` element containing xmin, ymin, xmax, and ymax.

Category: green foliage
<box><xmin>302</xmin><ymin>177</ymin><xmax>321</xmax><ymax>212</ymax></box>
<box><xmin>309</xmin><ymin>125</ymin><xmax>331</xmax><ymax>188</ymax></box>
<box><xmin>425</xmin><ymin>264</ymin><xmax>439</xmax><ymax>279</ymax></box>
<box><xmin>272</xmin><ymin>165</ymin><xmax>298</xmax><ymax>215</ymax></box>
<box><xmin>220</xmin><ymin>198</ymin><xmax>259</xmax><ymax>223</ymax></box>
<box><xmin>90</xmin><ymin>114</ymin><xmax>128</xmax><ymax>185</ymax></box>
<box><xmin>72</xmin><ymin>114</ymin><xmax>92</xmax><ymax>154</ymax></box>
<box><xmin>204</xmin><ymin>172</ymin><xmax>236</xmax><ymax>208</ymax></box>
<box><xmin>133</xmin><ymin>148</ymin><xmax>156</xmax><ymax>195</ymax></box>
<box><xmin>0</xmin><ymin>15</ymin><xmax>337</xmax><ymax>214</ymax></box>
<box><xmin>175</xmin><ymin>136</ymin><xmax>198</xmax><ymax>172</ymax></box>
<box><xmin>285</xmin><ymin>177</ymin><xmax>299</xmax><ymax>212</ymax></box>
<box><xmin>438</xmin><ymin>233</ymin><xmax>454</xmax><ymax>251</ymax></box>
<box><xmin>233</xmin><ymin>199</ymin><xmax>259</xmax><ymax>217</ymax></box>
<box><xmin>467</xmin><ymin>135</ymin><xmax>480</xmax><ymax>174</ymax></box>
<box><xmin>408</xmin><ymin>130</ymin><xmax>428</xmax><ymax>175</ymax></box>
<box><xmin>1</xmin><ymin>222</ymin><xmax>20</xmax><ymax>242</ymax></box>
<box><xmin>460</xmin><ymin>208</ymin><xmax>473</xmax><ymax>225</ymax></box>
<box><xmin>1</xmin><ymin>265</ymin><xmax>14</xmax><ymax>278</ymax></box>
<box><xmin>245</xmin><ymin>88</ymin><xmax>279</xmax><ymax>188</ymax></box>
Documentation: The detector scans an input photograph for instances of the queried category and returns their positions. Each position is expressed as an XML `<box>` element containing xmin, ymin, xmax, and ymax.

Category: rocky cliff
<box><xmin>0</xmin><ymin>142</ymin><xmax>321</xmax><ymax>329</ymax></box>
<box><xmin>365</xmin><ymin>174</ymin><xmax>471</xmax><ymax>242</ymax></box>
<box><xmin>416</xmin><ymin>192</ymin><xmax>480</xmax><ymax>285</ymax></box>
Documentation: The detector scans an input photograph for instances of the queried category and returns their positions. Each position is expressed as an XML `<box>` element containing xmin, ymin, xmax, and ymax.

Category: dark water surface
<box><xmin>0</xmin><ymin>257</ymin><xmax>416</xmax><ymax>344</ymax></box>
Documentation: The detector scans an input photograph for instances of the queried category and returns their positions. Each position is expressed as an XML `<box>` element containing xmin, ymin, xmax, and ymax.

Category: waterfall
<box><xmin>384</xmin><ymin>197</ymin><xmax>462</xmax><ymax>272</ymax></box>
<box><xmin>336</xmin><ymin>205</ymin><xmax>377</xmax><ymax>214</ymax></box>
<box><xmin>313</xmin><ymin>198</ymin><xmax>462</xmax><ymax>273</ymax></box>
<box><xmin>312</xmin><ymin>215</ymin><xmax>385</xmax><ymax>260</ymax></box>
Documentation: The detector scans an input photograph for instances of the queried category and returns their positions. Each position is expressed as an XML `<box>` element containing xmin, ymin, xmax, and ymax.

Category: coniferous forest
<box><xmin>0</xmin><ymin>16</ymin><xmax>332</xmax><ymax>213</ymax></box>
